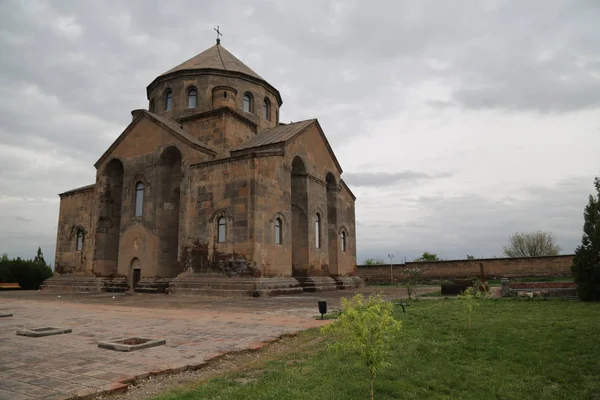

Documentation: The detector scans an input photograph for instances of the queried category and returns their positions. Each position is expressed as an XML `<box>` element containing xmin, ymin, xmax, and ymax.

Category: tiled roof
<box><xmin>59</xmin><ymin>184</ymin><xmax>95</xmax><ymax>196</ymax></box>
<box><xmin>233</xmin><ymin>119</ymin><xmax>316</xmax><ymax>151</ymax></box>
<box><xmin>160</xmin><ymin>44</ymin><xmax>264</xmax><ymax>81</ymax></box>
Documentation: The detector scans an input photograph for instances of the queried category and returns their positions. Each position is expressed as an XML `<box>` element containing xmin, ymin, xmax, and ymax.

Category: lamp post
<box><xmin>388</xmin><ymin>253</ymin><xmax>394</xmax><ymax>284</ymax></box>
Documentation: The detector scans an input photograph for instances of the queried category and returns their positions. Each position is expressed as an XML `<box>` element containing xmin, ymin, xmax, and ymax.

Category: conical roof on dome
<box><xmin>159</xmin><ymin>43</ymin><xmax>265</xmax><ymax>81</ymax></box>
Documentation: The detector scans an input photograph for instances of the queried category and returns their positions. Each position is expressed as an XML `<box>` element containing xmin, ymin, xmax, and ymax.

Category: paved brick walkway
<box><xmin>0</xmin><ymin>286</ymin><xmax>427</xmax><ymax>400</ymax></box>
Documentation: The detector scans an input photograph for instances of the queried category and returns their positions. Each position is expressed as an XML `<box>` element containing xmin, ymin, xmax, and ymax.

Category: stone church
<box><xmin>44</xmin><ymin>39</ymin><xmax>362</xmax><ymax>296</ymax></box>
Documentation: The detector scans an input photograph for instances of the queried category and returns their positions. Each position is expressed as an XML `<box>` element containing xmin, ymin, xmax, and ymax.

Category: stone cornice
<box><xmin>190</xmin><ymin>150</ymin><xmax>284</xmax><ymax>169</ymax></box>
<box><xmin>178</xmin><ymin>107</ymin><xmax>258</xmax><ymax>131</ymax></box>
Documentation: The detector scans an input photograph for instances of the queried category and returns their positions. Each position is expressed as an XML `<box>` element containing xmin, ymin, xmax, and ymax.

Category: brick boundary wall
<box><xmin>357</xmin><ymin>254</ymin><xmax>574</xmax><ymax>283</ymax></box>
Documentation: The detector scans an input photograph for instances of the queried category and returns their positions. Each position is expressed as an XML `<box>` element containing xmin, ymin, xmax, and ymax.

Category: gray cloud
<box><xmin>0</xmin><ymin>0</ymin><xmax>598</xmax><ymax>264</ymax></box>
<box><xmin>343</xmin><ymin>170</ymin><xmax>452</xmax><ymax>187</ymax></box>
<box><xmin>11</xmin><ymin>216</ymin><xmax>32</xmax><ymax>222</ymax></box>
<box><xmin>356</xmin><ymin>176</ymin><xmax>594</xmax><ymax>262</ymax></box>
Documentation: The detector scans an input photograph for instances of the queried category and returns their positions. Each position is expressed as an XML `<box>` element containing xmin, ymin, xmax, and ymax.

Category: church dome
<box><xmin>159</xmin><ymin>43</ymin><xmax>265</xmax><ymax>82</ymax></box>
<box><xmin>146</xmin><ymin>41</ymin><xmax>282</xmax><ymax>129</ymax></box>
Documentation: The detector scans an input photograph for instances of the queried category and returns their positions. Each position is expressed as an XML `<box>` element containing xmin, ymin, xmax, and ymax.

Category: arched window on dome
<box><xmin>262</xmin><ymin>98</ymin><xmax>271</xmax><ymax>120</ymax></box>
<box><xmin>243</xmin><ymin>93</ymin><xmax>253</xmax><ymax>113</ymax></box>
<box><xmin>165</xmin><ymin>89</ymin><xmax>173</xmax><ymax>111</ymax></box>
<box><xmin>187</xmin><ymin>88</ymin><xmax>197</xmax><ymax>108</ymax></box>
<box><xmin>149</xmin><ymin>98</ymin><xmax>155</xmax><ymax>112</ymax></box>
<box><xmin>340</xmin><ymin>231</ymin><xmax>346</xmax><ymax>252</ymax></box>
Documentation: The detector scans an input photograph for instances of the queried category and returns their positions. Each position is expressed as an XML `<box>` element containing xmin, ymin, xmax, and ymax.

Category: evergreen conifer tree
<box><xmin>572</xmin><ymin>176</ymin><xmax>600</xmax><ymax>301</ymax></box>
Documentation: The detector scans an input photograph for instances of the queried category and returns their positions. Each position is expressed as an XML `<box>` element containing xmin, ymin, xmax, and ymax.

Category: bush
<box><xmin>321</xmin><ymin>293</ymin><xmax>402</xmax><ymax>400</ymax></box>
<box><xmin>572</xmin><ymin>176</ymin><xmax>600</xmax><ymax>301</ymax></box>
<box><xmin>0</xmin><ymin>249</ymin><xmax>53</xmax><ymax>290</ymax></box>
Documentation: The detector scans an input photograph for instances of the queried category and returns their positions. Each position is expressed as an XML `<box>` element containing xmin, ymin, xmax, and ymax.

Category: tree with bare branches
<box><xmin>503</xmin><ymin>231</ymin><xmax>561</xmax><ymax>257</ymax></box>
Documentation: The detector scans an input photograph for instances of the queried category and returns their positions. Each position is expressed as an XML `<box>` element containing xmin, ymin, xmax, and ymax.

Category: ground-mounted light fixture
<box><xmin>318</xmin><ymin>300</ymin><xmax>327</xmax><ymax>319</ymax></box>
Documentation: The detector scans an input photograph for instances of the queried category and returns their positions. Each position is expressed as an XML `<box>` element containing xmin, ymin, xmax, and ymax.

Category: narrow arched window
<box><xmin>165</xmin><ymin>90</ymin><xmax>173</xmax><ymax>111</ymax></box>
<box><xmin>135</xmin><ymin>182</ymin><xmax>144</xmax><ymax>217</ymax></box>
<box><xmin>187</xmin><ymin>88</ymin><xmax>197</xmax><ymax>108</ymax></box>
<box><xmin>341</xmin><ymin>231</ymin><xmax>346</xmax><ymax>252</ymax></box>
<box><xmin>149</xmin><ymin>99</ymin><xmax>155</xmax><ymax>112</ymax></box>
<box><xmin>315</xmin><ymin>214</ymin><xmax>321</xmax><ymax>248</ymax></box>
<box><xmin>217</xmin><ymin>217</ymin><xmax>226</xmax><ymax>243</ymax></box>
<box><xmin>243</xmin><ymin>93</ymin><xmax>252</xmax><ymax>113</ymax></box>
<box><xmin>262</xmin><ymin>98</ymin><xmax>270</xmax><ymax>120</ymax></box>
<box><xmin>76</xmin><ymin>230</ymin><xmax>84</xmax><ymax>251</ymax></box>
<box><xmin>275</xmin><ymin>218</ymin><xmax>282</xmax><ymax>245</ymax></box>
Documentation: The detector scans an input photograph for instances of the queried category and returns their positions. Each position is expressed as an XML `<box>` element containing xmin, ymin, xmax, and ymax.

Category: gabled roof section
<box><xmin>59</xmin><ymin>184</ymin><xmax>95</xmax><ymax>197</ymax></box>
<box><xmin>340</xmin><ymin>179</ymin><xmax>356</xmax><ymax>201</ymax></box>
<box><xmin>233</xmin><ymin>119</ymin><xmax>316</xmax><ymax>151</ymax></box>
<box><xmin>94</xmin><ymin>110</ymin><xmax>216</xmax><ymax>168</ymax></box>
<box><xmin>160</xmin><ymin>44</ymin><xmax>264</xmax><ymax>81</ymax></box>
<box><xmin>232</xmin><ymin>118</ymin><xmax>343</xmax><ymax>173</ymax></box>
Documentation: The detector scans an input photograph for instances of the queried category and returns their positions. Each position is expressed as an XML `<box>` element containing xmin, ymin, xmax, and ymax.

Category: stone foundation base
<box><xmin>254</xmin><ymin>277</ymin><xmax>304</xmax><ymax>297</ymax></box>
<box><xmin>41</xmin><ymin>275</ymin><xmax>109</xmax><ymax>293</ymax></box>
<box><xmin>334</xmin><ymin>276</ymin><xmax>365</xmax><ymax>290</ymax></box>
<box><xmin>105</xmin><ymin>277</ymin><xmax>128</xmax><ymax>293</ymax></box>
<box><xmin>135</xmin><ymin>278</ymin><xmax>173</xmax><ymax>294</ymax></box>
<box><xmin>168</xmin><ymin>272</ymin><xmax>304</xmax><ymax>297</ymax></box>
<box><xmin>296</xmin><ymin>276</ymin><xmax>338</xmax><ymax>292</ymax></box>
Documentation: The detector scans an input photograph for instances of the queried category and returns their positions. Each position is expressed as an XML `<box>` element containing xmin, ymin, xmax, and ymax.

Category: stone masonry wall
<box><xmin>54</xmin><ymin>187</ymin><xmax>95</xmax><ymax>275</ymax></box>
<box><xmin>181</xmin><ymin>156</ymin><xmax>256</xmax><ymax>275</ymax></box>
<box><xmin>149</xmin><ymin>74</ymin><xmax>279</xmax><ymax>131</ymax></box>
<box><xmin>284</xmin><ymin>124</ymin><xmax>350</xmax><ymax>277</ymax></box>
<box><xmin>357</xmin><ymin>255</ymin><xmax>575</xmax><ymax>283</ymax></box>
<box><xmin>181</xmin><ymin>109</ymin><xmax>257</xmax><ymax>158</ymax></box>
<box><xmin>94</xmin><ymin>116</ymin><xmax>212</xmax><ymax>281</ymax></box>
<box><xmin>336</xmin><ymin>184</ymin><xmax>357</xmax><ymax>276</ymax></box>
<box><xmin>253</xmin><ymin>155</ymin><xmax>292</xmax><ymax>276</ymax></box>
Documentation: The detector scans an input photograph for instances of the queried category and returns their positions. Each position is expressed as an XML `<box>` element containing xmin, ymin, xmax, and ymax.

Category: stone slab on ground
<box><xmin>0</xmin><ymin>286</ymin><xmax>433</xmax><ymax>400</ymax></box>
<box><xmin>16</xmin><ymin>326</ymin><xmax>72</xmax><ymax>338</ymax></box>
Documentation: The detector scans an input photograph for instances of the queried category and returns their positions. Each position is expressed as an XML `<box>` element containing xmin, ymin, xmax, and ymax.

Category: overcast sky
<box><xmin>0</xmin><ymin>0</ymin><xmax>598</xmax><ymax>265</ymax></box>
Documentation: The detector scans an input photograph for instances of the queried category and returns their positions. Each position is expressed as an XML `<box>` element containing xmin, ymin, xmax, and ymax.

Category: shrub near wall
<box><xmin>0</xmin><ymin>253</ymin><xmax>53</xmax><ymax>290</ymax></box>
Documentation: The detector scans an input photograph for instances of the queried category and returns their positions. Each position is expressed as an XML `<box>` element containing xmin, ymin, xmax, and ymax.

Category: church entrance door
<box><xmin>132</xmin><ymin>268</ymin><xmax>141</xmax><ymax>288</ymax></box>
<box><xmin>130</xmin><ymin>258</ymin><xmax>141</xmax><ymax>289</ymax></box>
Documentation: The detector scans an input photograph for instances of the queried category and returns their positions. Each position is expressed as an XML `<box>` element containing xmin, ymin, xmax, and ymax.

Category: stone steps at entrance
<box><xmin>134</xmin><ymin>278</ymin><xmax>172</xmax><ymax>294</ymax></box>
<box><xmin>40</xmin><ymin>273</ymin><xmax>363</xmax><ymax>297</ymax></box>
<box><xmin>334</xmin><ymin>276</ymin><xmax>365</xmax><ymax>290</ymax></box>
<box><xmin>105</xmin><ymin>277</ymin><xmax>128</xmax><ymax>293</ymax></box>
<box><xmin>167</xmin><ymin>287</ymin><xmax>257</xmax><ymax>297</ymax></box>
<box><xmin>168</xmin><ymin>273</ymin><xmax>304</xmax><ymax>297</ymax></box>
<box><xmin>40</xmin><ymin>276</ymin><xmax>108</xmax><ymax>293</ymax></box>
<box><xmin>296</xmin><ymin>277</ymin><xmax>338</xmax><ymax>292</ymax></box>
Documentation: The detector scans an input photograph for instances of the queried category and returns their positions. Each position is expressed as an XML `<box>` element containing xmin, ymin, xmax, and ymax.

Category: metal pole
<box><xmin>388</xmin><ymin>253</ymin><xmax>394</xmax><ymax>284</ymax></box>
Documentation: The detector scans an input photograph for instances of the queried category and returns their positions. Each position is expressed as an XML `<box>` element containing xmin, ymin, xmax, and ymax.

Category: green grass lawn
<box><xmin>152</xmin><ymin>299</ymin><xmax>600</xmax><ymax>400</ymax></box>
